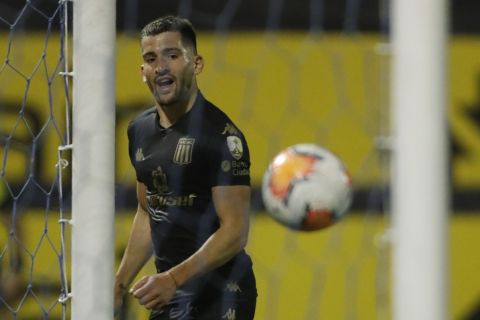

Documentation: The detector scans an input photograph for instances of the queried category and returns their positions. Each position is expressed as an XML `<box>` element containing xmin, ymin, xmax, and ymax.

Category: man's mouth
<box><xmin>156</xmin><ymin>77</ymin><xmax>174</xmax><ymax>88</ymax></box>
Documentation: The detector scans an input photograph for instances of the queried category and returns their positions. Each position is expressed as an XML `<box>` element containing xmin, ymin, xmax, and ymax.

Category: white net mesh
<box><xmin>0</xmin><ymin>1</ymin><xmax>71</xmax><ymax>319</ymax></box>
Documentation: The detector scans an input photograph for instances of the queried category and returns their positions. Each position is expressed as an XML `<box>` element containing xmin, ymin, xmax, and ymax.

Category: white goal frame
<box><xmin>391</xmin><ymin>0</ymin><xmax>449</xmax><ymax>319</ymax></box>
<box><xmin>71</xmin><ymin>0</ymin><xmax>116</xmax><ymax>318</ymax></box>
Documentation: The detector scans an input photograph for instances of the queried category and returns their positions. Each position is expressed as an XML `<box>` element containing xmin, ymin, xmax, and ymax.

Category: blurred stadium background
<box><xmin>1</xmin><ymin>0</ymin><xmax>479</xmax><ymax>319</ymax></box>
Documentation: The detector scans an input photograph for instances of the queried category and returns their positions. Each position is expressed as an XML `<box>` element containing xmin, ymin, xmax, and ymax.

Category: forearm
<box><xmin>169</xmin><ymin>223</ymin><xmax>247</xmax><ymax>287</ymax></box>
<box><xmin>168</xmin><ymin>185</ymin><xmax>251</xmax><ymax>287</ymax></box>
<box><xmin>116</xmin><ymin>211</ymin><xmax>153</xmax><ymax>288</ymax></box>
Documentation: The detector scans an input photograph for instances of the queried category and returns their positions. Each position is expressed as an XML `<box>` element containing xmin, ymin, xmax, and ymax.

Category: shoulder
<box><xmin>199</xmin><ymin>98</ymin><xmax>250</xmax><ymax>162</ymax></box>
<box><xmin>199</xmin><ymin>97</ymin><xmax>245</xmax><ymax>138</ymax></box>
<box><xmin>127</xmin><ymin>107</ymin><xmax>156</xmax><ymax>136</ymax></box>
<box><xmin>129</xmin><ymin>107</ymin><xmax>156</xmax><ymax>128</ymax></box>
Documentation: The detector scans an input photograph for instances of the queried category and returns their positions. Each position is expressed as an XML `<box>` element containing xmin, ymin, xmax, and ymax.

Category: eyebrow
<box><xmin>142</xmin><ymin>47</ymin><xmax>182</xmax><ymax>58</ymax></box>
<box><xmin>162</xmin><ymin>47</ymin><xmax>182</xmax><ymax>55</ymax></box>
<box><xmin>142</xmin><ymin>51</ymin><xmax>155</xmax><ymax>59</ymax></box>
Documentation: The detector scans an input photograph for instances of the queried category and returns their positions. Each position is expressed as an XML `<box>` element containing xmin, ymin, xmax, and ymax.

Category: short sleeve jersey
<box><xmin>127</xmin><ymin>92</ymin><xmax>253</xmax><ymax>274</ymax></box>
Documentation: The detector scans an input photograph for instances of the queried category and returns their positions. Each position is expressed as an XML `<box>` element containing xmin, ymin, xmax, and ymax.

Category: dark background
<box><xmin>0</xmin><ymin>0</ymin><xmax>479</xmax><ymax>34</ymax></box>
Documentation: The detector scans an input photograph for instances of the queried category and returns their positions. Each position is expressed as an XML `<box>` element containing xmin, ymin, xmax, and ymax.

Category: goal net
<box><xmin>0</xmin><ymin>1</ymin><xmax>71</xmax><ymax>319</ymax></box>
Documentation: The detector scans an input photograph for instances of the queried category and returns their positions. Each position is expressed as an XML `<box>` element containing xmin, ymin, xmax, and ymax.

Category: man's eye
<box><xmin>168</xmin><ymin>54</ymin><xmax>178</xmax><ymax>59</ymax></box>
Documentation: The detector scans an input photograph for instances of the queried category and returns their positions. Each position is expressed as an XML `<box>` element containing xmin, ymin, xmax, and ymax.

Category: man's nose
<box><xmin>155</xmin><ymin>61</ymin><xmax>169</xmax><ymax>75</ymax></box>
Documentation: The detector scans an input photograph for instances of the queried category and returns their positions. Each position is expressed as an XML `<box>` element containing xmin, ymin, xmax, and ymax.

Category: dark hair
<box><xmin>141</xmin><ymin>15</ymin><xmax>197</xmax><ymax>53</ymax></box>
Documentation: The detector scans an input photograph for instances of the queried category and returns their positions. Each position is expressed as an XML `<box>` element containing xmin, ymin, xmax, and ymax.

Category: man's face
<box><xmin>140</xmin><ymin>31</ymin><xmax>201</xmax><ymax>107</ymax></box>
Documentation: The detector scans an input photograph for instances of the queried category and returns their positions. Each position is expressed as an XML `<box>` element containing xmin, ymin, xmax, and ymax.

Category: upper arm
<box><xmin>136</xmin><ymin>181</ymin><xmax>149</xmax><ymax>215</ymax></box>
<box><xmin>211</xmin><ymin>185</ymin><xmax>251</xmax><ymax>242</ymax></box>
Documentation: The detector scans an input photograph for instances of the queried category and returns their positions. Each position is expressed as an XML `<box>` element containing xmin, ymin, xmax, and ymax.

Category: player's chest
<box><xmin>133</xmin><ymin>133</ymin><xmax>207</xmax><ymax>182</ymax></box>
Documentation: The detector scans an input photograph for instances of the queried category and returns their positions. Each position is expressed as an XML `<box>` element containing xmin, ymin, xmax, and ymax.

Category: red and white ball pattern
<box><xmin>262</xmin><ymin>144</ymin><xmax>352</xmax><ymax>231</ymax></box>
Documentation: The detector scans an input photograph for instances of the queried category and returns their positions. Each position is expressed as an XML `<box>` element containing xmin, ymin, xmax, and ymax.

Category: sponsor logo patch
<box><xmin>227</xmin><ymin>136</ymin><xmax>243</xmax><ymax>160</ymax></box>
<box><xmin>152</xmin><ymin>166</ymin><xmax>171</xmax><ymax>194</ymax></box>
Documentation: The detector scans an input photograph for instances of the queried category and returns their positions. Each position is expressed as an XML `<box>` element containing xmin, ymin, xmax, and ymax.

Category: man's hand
<box><xmin>130</xmin><ymin>272</ymin><xmax>177</xmax><ymax>310</ymax></box>
<box><xmin>0</xmin><ymin>271</ymin><xmax>24</xmax><ymax>302</ymax></box>
<box><xmin>114</xmin><ymin>281</ymin><xmax>128</xmax><ymax>317</ymax></box>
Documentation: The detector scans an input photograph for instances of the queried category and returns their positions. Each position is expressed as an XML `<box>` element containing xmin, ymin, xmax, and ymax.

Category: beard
<box><xmin>154</xmin><ymin>89</ymin><xmax>180</xmax><ymax>106</ymax></box>
<box><xmin>151</xmin><ymin>77</ymin><xmax>193</xmax><ymax>108</ymax></box>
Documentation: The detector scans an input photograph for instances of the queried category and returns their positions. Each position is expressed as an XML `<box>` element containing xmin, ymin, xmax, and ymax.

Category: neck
<box><xmin>157</xmin><ymin>89</ymin><xmax>198</xmax><ymax>128</ymax></box>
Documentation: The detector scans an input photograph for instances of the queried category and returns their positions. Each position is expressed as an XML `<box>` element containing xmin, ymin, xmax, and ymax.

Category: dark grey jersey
<box><xmin>127</xmin><ymin>92</ymin><xmax>253</xmax><ymax>275</ymax></box>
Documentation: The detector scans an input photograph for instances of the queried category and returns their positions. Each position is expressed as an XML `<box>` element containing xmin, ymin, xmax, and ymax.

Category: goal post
<box><xmin>391</xmin><ymin>0</ymin><xmax>449</xmax><ymax>319</ymax></box>
<box><xmin>71</xmin><ymin>0</ymin><xmax>116</xmax><ymax>318</ymax></box>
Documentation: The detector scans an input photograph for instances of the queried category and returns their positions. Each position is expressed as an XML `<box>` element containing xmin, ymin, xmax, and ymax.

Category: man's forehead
<box><xmin>141</xmin><ymin>31</ymin><xmax>184</xmax><ymax>51</ymax></box>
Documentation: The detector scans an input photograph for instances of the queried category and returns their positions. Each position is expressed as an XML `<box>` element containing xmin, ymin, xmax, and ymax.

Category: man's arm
<box><xmin>170</xmin><ymin>185</ymin><xmax>251</xmax><ymax>282</ymax></box>
<box><xmin>114</xmin><ymin>182</ymin><xmax>154</xmax><ymax>312</ymax></box>
<box><xmin>130</xmin><ymin>185</ymin><xmax>251</xmax><ymax>310</ymax></box>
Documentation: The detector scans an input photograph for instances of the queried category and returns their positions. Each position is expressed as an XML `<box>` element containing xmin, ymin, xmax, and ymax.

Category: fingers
<box><xmin>130</xmin><ymin>276</ymin><xmax>165</xmax><ymax>310</ymax></box>
<box><xmin>130</xmin><ymin>273</ymin><xmax>176</xmax><ymax>310</ymax></box>
<box><xmin>130</xmin><ymin>276</ymin><xmax>148</xmax><ymax>294</ymax></box>
<box><xmin>143</xmin><ymin>295</ymin><xmax>163</xmax><ymax>310</ymax></box>
<box><xmin>135</xmin><ymin>289</ymin><xmax>164</xmax><ymax>310</ymax></box>
<box><xmin>137</xmin><ymin>291</ymin><xmax>157</xmax><ymax>306</ymax></box>
<box><xmin>130</xmin><ymin>276</ymin><xmax>150</xmax><ymax>301</ymax></box>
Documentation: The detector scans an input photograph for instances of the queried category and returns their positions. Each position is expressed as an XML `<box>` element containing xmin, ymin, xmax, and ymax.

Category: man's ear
<box><xmin>193</xmin><ymin>55</ymin><xmax>204</xmax><ymax>75</ymax></box>
<box><xmin>140</xmin><ymin>64</ymin><xmax>147</xmax><ymax>82</ymax></box>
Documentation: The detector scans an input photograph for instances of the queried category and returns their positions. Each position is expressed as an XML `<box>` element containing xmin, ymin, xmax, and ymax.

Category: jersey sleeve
<box><xmin>127</xmin><ymin>121</ymin><xmax>143</xmax><ymax>183</ymax></box>
<box><xmin>127</xmin><ymin>122</ymin><xmax>135</xmax><ymax>166</ymax></box>
<box><xmin>209</xmin><ymin>131</ymin><xmax>251</xmax><ymax>187</ymax></box>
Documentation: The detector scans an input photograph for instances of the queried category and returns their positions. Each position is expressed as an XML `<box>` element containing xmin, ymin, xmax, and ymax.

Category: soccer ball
<box><xmin>261</xmin><ymin>143</ymin><xmax>352</xmax><ymax>231</ymax></box>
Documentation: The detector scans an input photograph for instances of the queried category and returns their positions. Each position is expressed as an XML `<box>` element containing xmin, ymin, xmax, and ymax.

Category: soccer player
<box><xmin>114</xmin><ymin>15</ymin><xmax>257</xmax><ymax>319</ymax></box>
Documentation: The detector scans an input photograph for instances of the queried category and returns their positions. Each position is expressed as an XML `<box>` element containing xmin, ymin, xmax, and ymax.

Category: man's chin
<box><xmin>155</xmin><ymin>94</ymin><xmax>178</xmax><ymax>107</ymax></box>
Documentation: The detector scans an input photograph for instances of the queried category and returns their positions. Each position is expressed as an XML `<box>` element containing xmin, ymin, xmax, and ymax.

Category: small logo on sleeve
<box><xmin>222</xmin><ymin>122</ymin><xmax>239</xmax><ymax>135</ymax></box>
<box><xmin>227</xmin><ymin>136</ymin><xmax>243</xmax><ymax>160</ymax></box>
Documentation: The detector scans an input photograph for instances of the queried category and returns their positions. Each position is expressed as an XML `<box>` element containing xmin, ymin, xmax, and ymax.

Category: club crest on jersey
<box><xmin>227</xmin><ymin>136</ymin><xmax>243</xmax><ymax>160</ymax></box>
<box><xmin>173</xmin><ymin>137</ymin><xmax>195</xmax><ymax>165</ymax></box>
